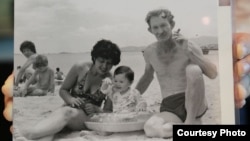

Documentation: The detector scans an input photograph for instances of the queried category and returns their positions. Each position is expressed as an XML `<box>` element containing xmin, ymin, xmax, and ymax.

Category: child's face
<box><xmin>21</xmin><ymin>48</ymin><xmax>33</xmax><ymax>58</ymax></box>
<box><xmin>36</xmin><ymin>66</ymin><xmax>48</xmax><ymax>72</ymax></box>
<box><xmin>113</xmin><ymin>73</ymin><xmax>131</xmax><ymax>93</ymax></box>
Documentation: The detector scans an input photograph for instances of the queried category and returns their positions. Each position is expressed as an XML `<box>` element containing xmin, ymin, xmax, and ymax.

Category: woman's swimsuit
<box><xmin>71</xmin><ymin>71</ymin><xmax>106</xmax><ymax>107</ymax></box>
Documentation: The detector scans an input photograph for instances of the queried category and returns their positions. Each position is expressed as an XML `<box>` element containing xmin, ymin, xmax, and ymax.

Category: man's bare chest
<box><xmin>150</xmin><ymin>48</ymin><xmax>190</xmax><ymax>75</ymax></box>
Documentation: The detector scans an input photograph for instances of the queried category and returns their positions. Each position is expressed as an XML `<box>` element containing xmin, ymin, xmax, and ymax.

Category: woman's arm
<box><xmin>59</xmin><ymin>64</ymin><xmax>78</xmax><ymax>104</ymax></box>
<box><xmin>59</xmin><ymin>63</ymin><xmax>87</xmax><ymax>105</ymax></box>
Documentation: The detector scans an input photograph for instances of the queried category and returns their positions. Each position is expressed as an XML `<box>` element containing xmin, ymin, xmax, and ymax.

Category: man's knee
<box><xmin>186</xmin><ymin>64</ymin><xmax>203</xmax><ymax>81</ymax></box>
<box><xmin>144</xmin><ymin>116</ymin><xmax>173</xmax><ymax>138</ymax></box>
<box><xmin>144</xmin><ymin>120</ymin><xmax>157</xmax><ymax>137</ymax></box>
<box><xmin>144</xmin><ymin>115</ymin><xmax>165</xmax><ymax>137</ymax></box>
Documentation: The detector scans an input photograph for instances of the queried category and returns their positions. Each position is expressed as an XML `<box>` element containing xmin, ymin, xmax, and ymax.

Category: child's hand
<box><xmin>101</xmin><ymin>78</ymin><xmax>112</xmax><ymax>91</ymax></box>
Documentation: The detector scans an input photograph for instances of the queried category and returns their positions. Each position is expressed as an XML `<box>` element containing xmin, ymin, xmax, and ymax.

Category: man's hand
<box><xmin>172</xmin><ymin>29</ymin><xmax>194</xmax><ymax>56</ymax></box>
<box><xmin>172</xmin><ymin>29</ymin><xmax>188</xmax><ymax>45</ymax></box>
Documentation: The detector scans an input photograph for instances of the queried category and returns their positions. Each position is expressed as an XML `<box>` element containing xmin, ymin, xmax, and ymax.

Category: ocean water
<box><xmin>14</xmin><ymin>52</ymin><xmax>148</xmax><ymax>85</ymax></box>
<box><xmin>14</xmin><ymin>50</ymin><xmax>219</xmax><ymax>94</ymax></box>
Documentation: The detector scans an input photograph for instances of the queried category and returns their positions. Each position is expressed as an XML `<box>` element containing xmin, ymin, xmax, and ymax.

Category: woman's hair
<box><xmin>114</xmin><ymin>66</ymin><xmax>134</xmax><ymax>83</ymax></box>
<box><xmin>33</xmin><ymin>54</ymin><xmax>48</xmax><ymax>68</ymax></box>
<box><xmin>20</xmin><ymin>40</ymin><xmax>36</xmax><ymax>53</ymax></box>
<box><xmin>91</xmin><ymin>39</ymin><xmax>121</xmax><ymax>65</ymax></box>
<box><xmin>145</xmin><ymin>8</ymin><xmax>175</xmax><ymax>29</ymax></box>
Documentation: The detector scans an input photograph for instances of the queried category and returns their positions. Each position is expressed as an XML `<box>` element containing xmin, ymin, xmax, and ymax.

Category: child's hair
<box><xmin>56</xmin><ymin>67</ymin><xmax>60</xmax><ymax>72</ymax></box>
<box><xmin>20</xmin><ymin>40</ymin><xmax>36</xmax><ymax>53</ymax></box>
<box><xmin>33</xmin><ymin>54</ymin><xmax>48</xmax><ymax>68</ymax></box>
<box><xmin>114</xmin><ymin>66</ymin><xmax>134</xmax><ymax>83</ymax></box>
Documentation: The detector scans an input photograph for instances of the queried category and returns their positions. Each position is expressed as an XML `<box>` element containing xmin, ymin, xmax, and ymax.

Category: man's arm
<box><xmin>15</xmin><ymin>56</ymin><xmax>35</xmax><ymax>86</ymax></box>
<box><xmin>136</xmin><ymin>51</ymin><xmax>155</xmax><ymax>94</ymax></box>
<box><xmin>186</xmin><ymin>41</ymin><xmax>218</xmax><ymax>79</ymax></box>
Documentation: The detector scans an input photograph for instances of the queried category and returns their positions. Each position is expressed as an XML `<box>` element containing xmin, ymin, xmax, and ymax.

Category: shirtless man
<box><xmin>135</xmin><ymin>8</ymin><xmax>218</xmax><ymax>138</ymax></box>
<box><xmin>14</xmin><ymin>41</ymin><xmax>38</xmax><ymax>87</ymax></box>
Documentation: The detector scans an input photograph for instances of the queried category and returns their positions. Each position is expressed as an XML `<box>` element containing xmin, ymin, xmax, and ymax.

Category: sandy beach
<box><xmin>13</xmin><ymin>51</ymin><xmax>220</xmax><ymax>141</ymax></box>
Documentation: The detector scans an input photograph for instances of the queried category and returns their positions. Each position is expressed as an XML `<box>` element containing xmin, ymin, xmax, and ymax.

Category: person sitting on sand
<box><xmin>54</xmin><ymin>67</ymin><xmax>65</xmax><ymax>85</ymax></box>
<box><xmin>13</xmin><ymin>39</ymin><xmax>121</xmax><ymax>141</ymax></box>
<box><xmin>136</xmin><ymin>8</ymin><xmax>218</xmax><ymax>138</ymax></box>
<box><xmin>101</xmin><ymin>66</ymin><xmax>147</xmax><ymax>113</ymax></box>
<box><xmin>14</xmin><ymin>54</ymin><xmax>55</xmax><ymax>97</ymax></box>
<box><xmin>14</xmin><ymin>41</ymin><xmax>38</xmax><ymax>87</ymax></box>
<box><xmin>55</xmin><ymin>67</ymin><xmax>64</xmax><ymax>80</ymax></box>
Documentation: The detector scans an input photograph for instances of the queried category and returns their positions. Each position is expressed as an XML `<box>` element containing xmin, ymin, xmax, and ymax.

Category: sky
<box><xmin>14</xmin><ymin>0</ymin><xmax>218</xmax><ymax>54</ymax></box>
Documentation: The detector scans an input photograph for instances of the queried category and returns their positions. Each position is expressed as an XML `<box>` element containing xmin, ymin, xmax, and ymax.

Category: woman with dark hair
<box><xmin>14</xmin><ymin>39</ymin><xmax>121</xmax><ymax>141</ymax></box>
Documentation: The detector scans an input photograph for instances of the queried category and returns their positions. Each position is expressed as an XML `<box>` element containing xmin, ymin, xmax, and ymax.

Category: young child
<box><xmin>101</xmin><ymin>66</ymin><xmax>147</xmax><ymax>113</ymax></box>
<box><xmin>14</xmin><ymin>54</ymin><xmax>55</xmax><ymax>97</ymax></box>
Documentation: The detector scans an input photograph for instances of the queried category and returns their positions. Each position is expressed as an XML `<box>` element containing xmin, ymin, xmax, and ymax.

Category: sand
<box><xmin>13</xmin><ymin>82</ymin><xmax>220</xmax><ymax>141</ymax></box>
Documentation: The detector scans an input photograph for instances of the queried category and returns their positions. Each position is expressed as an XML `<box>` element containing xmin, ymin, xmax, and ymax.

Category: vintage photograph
<box><xmin>13</xmin><ymin>0</ymin><xmax>220</xmax><ymax>140</ymax></box>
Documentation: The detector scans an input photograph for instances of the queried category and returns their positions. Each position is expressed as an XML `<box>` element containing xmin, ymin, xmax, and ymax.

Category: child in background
<box><xmin>55</xmin><ymin>67</ymin><xmax>64</xmax><ymax>85</ymax></box>
<box><xmin>101</xmin><ymin>66</ymin><xmax>147</xmax><ymax>113</ymax></box>
<box><xmin>55</xmin><ymin>67</ymin><xmax>64</xmax><ymax>80</ymax></box>
<box><xmin>14</xmin><ymin>54</ymin><xmax>55</xmax><ymax>97</ymax></box>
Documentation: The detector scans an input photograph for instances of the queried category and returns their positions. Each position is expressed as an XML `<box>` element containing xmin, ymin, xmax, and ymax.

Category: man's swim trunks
<box><xmin>160</xmin><ymin>92</ymin><xmax>207</xmax><ymax>122</ymax></box>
